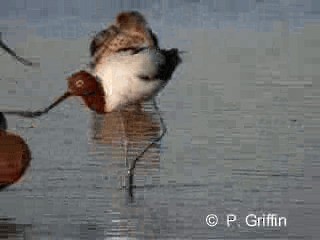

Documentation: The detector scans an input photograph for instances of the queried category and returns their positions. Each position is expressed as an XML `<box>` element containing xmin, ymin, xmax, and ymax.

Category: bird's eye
<box><xmin>76</xmin><ymin>79</ymin><xmax>84</xmax><ymax>88</ymax></box>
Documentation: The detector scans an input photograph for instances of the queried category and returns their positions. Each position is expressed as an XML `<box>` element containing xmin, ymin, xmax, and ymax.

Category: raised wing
<box><xmin>90</xmin><ymin>11</ymin><xmax>159</xmax><ymax>68</ymax></box>
<box><xmin>89</xmin><ymin>25</ymin><xmax>119</xmax><ymax>57</ymax></box>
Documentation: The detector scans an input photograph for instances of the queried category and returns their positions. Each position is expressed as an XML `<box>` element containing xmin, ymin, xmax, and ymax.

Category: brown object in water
<box><xmin>0</xmin><ymin>129</ymin><xmax>31</xmax><ymax>189</ymax></box>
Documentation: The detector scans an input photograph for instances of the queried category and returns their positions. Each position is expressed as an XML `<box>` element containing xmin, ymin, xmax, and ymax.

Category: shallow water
<box><xmin>0</xmin><ymin>1</ymin><xmax>319</xmax><ymax>239</ymax></box>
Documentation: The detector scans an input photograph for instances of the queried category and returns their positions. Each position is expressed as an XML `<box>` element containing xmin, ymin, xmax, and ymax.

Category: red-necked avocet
<box><xmin>4</xmin><ymin>11</ymin><xmax>182</xmax><ymax>195</ymax></box>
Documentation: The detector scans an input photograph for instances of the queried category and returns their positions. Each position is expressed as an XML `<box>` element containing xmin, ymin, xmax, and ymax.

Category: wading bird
<box><xmin>3</xmin><ymin>11</ymin><xmax>182</xmax><ymax>196</ymax></box>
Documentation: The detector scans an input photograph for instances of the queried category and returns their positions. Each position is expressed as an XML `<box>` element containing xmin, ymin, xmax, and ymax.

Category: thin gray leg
<box><xmin>127</xmin><ymin>98</ymin><xmax>167</xmax><ymax>197</ymax></box>
<box><xmin>119</xmin><ymin>111</ymin><xmax>129</xmax><ymax>188</ymax></box>
<box><xmin>0</xmin><ymin>32</ymin><xmax>39</xmax><ymax>67</ymax></box>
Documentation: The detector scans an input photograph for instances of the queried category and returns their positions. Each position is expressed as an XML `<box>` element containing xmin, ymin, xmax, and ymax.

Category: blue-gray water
<box><xmin>0</xmin><ymin>0</ymin><xmax>319</xmax><ymax>239</ymax></box>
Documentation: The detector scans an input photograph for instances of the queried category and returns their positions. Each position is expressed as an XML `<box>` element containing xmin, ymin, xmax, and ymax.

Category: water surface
<box><xmin>0</xmin><ymin>1</ymin><xmax>319</xmax><ymax>239</ymax></box>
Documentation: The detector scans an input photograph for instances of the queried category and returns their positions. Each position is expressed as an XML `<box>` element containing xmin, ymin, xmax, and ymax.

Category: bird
<box><xmin>3</xmin><ymin>11</ymin><xmax>182</xmax><ymax>195</ymax></box>
<box><xmin>5</xmin><ymin>11</ymin><xmax>180</xmax><ymax>116</ymax></box>
<box><xmin>18</xmin><ymin>11</ymin><xmax>181</xmax><ymax>116</ymax></box>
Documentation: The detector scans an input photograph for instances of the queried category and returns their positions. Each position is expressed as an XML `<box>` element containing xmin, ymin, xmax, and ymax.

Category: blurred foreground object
<box><xmin>0</xmin><ymin>114</ymin><xmax>31</xmax><ymax>189</ymax></box>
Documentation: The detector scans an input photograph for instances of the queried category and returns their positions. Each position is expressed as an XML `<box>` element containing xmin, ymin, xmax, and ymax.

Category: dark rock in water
<box><xmin>0</xmin><ymin>130</ymin><xmax>31</xmax><ymax>190</ymax></box>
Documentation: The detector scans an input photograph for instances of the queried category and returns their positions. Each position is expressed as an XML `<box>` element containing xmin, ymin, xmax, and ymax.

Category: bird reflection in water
<box><xmin>0</xmin><ymin>113</ymin><xmax>31</xmax><ymax>190</ymax></box>
<box><xmin>89</xmin><ymin>103</ymin><xmax>163</xmax><ymax>197</ymax></box>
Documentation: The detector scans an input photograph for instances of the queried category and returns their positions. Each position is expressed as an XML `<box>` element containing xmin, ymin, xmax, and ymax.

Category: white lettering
<box><xmin>227</xmin><ymin>214</ymin><xmax>237</xmax><ymax>227</ymax></box>
<box><xmin>246</xmin><ymin>214</ymin><xmax>257</xmax><ymax>227</ymax></box>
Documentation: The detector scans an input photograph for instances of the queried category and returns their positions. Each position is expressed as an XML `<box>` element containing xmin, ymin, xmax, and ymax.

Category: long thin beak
<box><xmin>41</xmin><ymin>91</ymin><xmax>71</xmax><ymax>114</ymax></box>
<box><xmin>2</xmin><ymin>91</ymin><xmax>71</xmax><ymax>118</ymax></box>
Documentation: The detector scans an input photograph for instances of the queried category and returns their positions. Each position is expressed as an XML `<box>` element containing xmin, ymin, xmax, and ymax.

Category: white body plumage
<box><xmin>93</xmin><ymin>48</ymin><xmax>166</xmax><ymax>112</ymax></box>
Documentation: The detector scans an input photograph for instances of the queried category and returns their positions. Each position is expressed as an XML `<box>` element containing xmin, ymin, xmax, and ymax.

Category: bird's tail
<box><xmin>157</xmin><ymin>48</ymin><xmax>182</xmax><ymax>81</ymax></box>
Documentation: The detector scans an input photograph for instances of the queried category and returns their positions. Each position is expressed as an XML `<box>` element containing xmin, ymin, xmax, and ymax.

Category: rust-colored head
<box><xmin>38</xmin><ymin>70</ymin><xmax>106</xmax><ymax>115</ymax></box>
<box><xmin>67</xmin><ymin>70</ymin><xmax>100</xmax><ymax>96</ymax></box>
<box><xmin>66</xmin><ymin>70</ymin><xmax>106</xmax><ymax>113</ymax></box>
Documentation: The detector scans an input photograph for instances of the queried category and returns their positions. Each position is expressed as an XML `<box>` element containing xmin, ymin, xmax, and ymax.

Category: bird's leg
<box><xmin>124</xmin><ymin>139</ymin><xmax>128</xmax><ymax>168</ymax></box>
<box><xmin>0</xmin><ymin>32</ymin><xmax>39</xmax><ymax>67</ymax></box>
<box><xmin>1</xmin><ymin>110</ymin><xmax>44</xmax><ymax>118</ymax></box>
<box><xmin>119</xmin><ymin>111</ymin><xmax>129</xmax><ymax>188</ymax></box>
<box><xmin>122</xmin><ymin>138</ymin><xmax>129</xmax><ymax>189</ymax></box>
<box><xmin>127</xmin><ymin>98</ymin><xmax>167</xmax><ymax>197</ymax></box>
